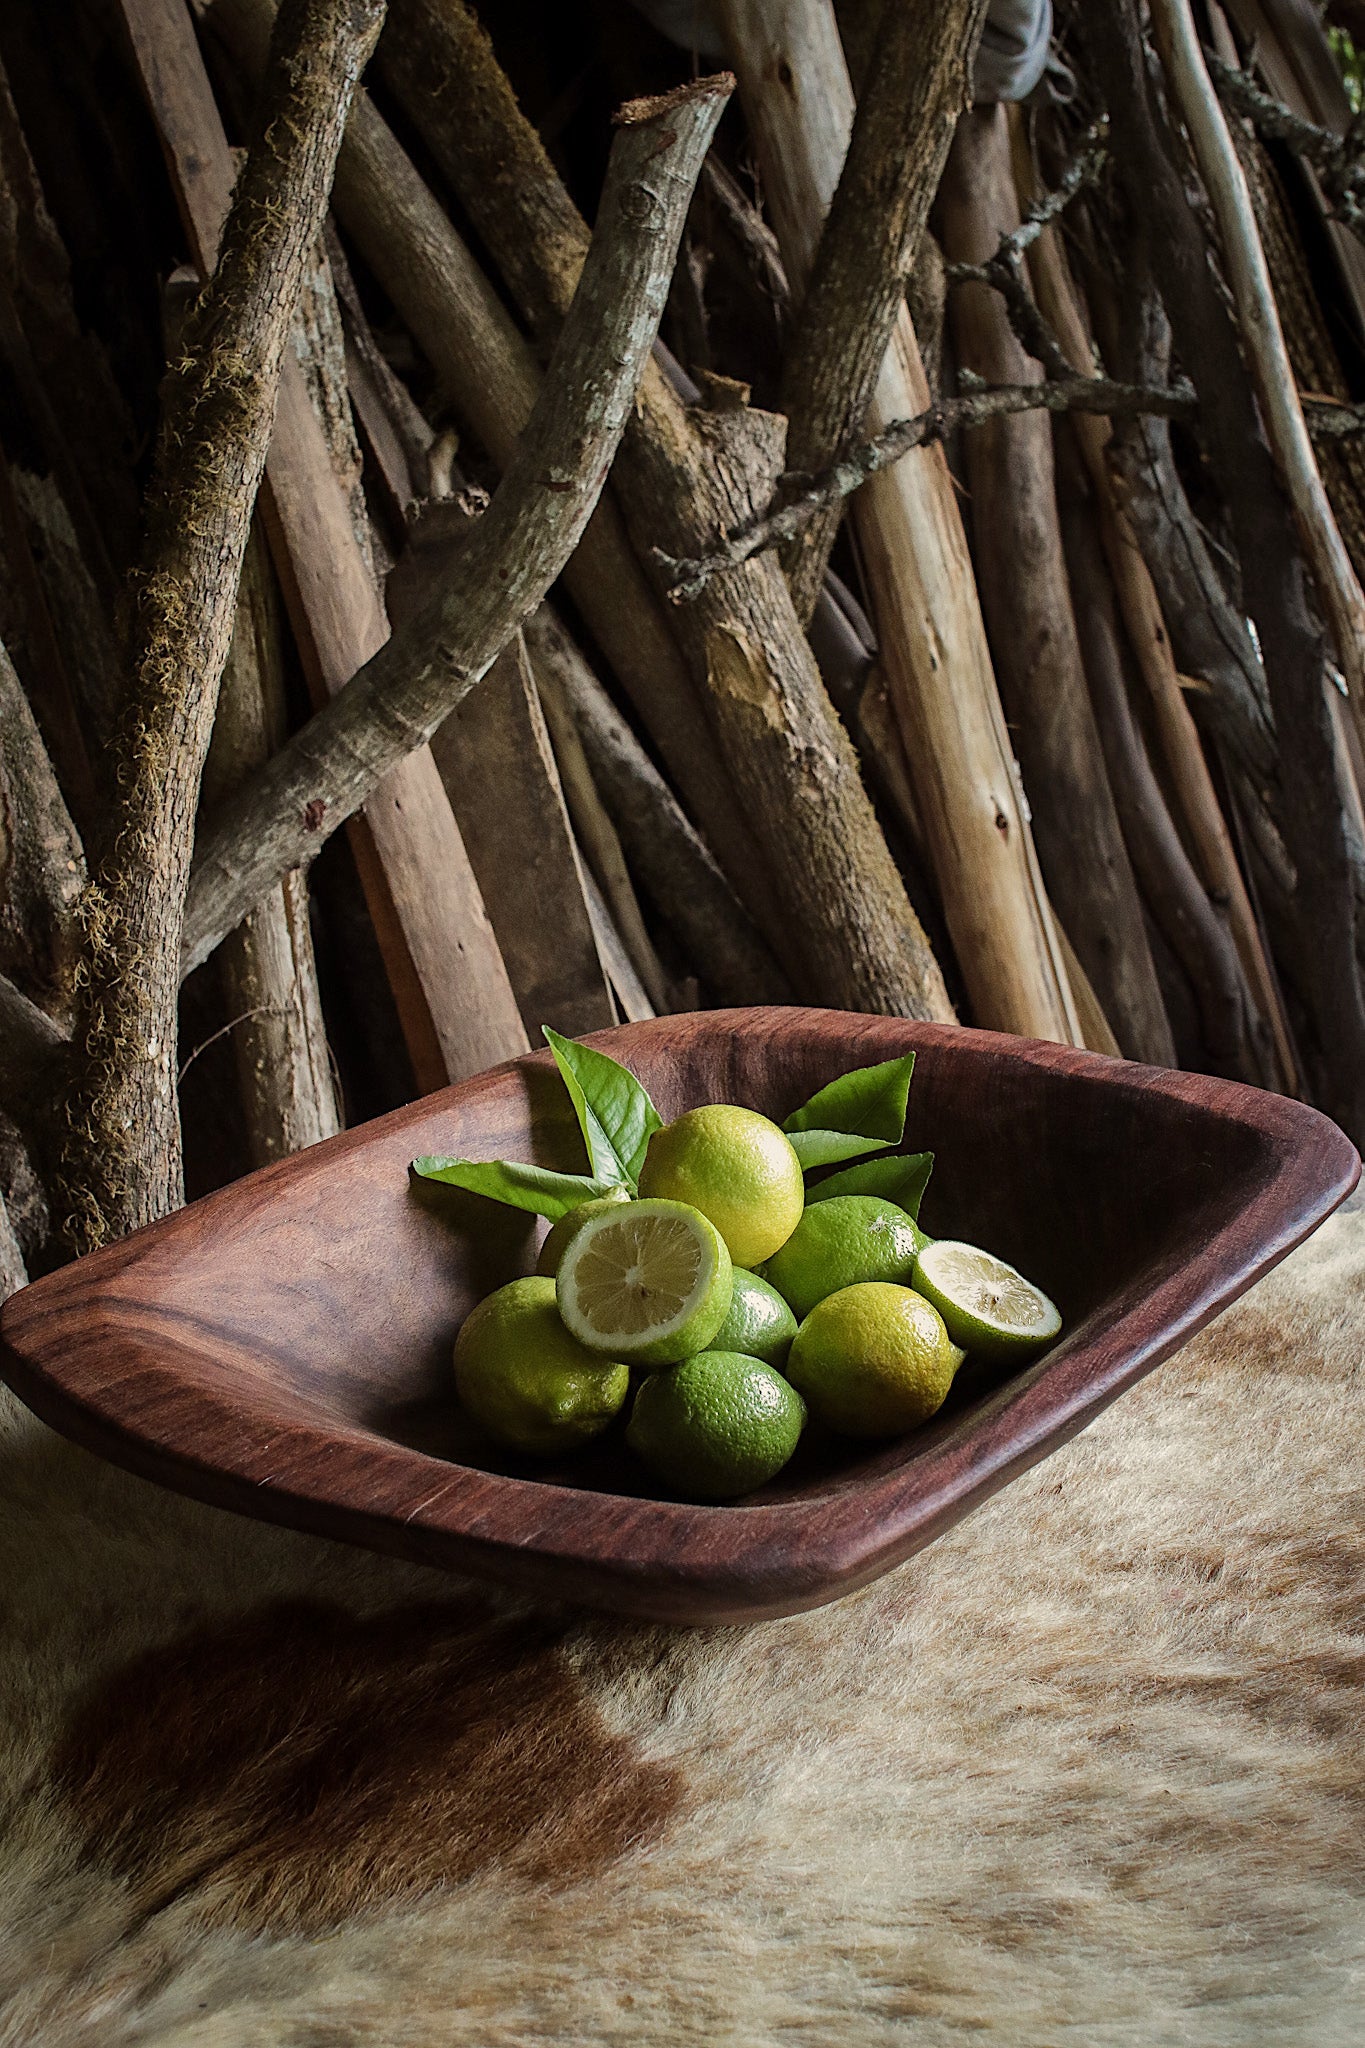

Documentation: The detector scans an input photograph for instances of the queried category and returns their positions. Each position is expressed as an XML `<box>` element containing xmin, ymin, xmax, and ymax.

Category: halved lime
<box><xmin>556</xmin><ymin>1197</ymin><xmax>733</xmax><ymax>1366</ymax></box>
<box><xmin>911</xmin><ymin>1240</ymin><xmax>1061</xmax><ymax>1363</ymax></box>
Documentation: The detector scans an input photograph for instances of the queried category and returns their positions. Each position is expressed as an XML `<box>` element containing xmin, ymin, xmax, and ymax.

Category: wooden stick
<box><xmin>183</xmin><ymin>78</ymin><xmax>735</xmax><ymax>966</ymax></box>
<box><xmin>938</xmin><ymin>105</ymin><xmax>1172</xmax><ymax>1066</ymax></box>
<box><xmin>202</xmin><ymin>526</ymin><xmax>341</xmax><ymax>1164</ymax></box>
<box><xmin>0</xmin><ymin>637</ymin><xmax>84</xmax><ymax>1014</ymax></box>
<box><xmin>718</xmin><ymin>0</ymin><xmax>1080</xmax><ymax>1043</ymax></box>
<box><xmin>120</xmin><ymin>0</ymin><xmax>527</xmax><ymax>1093</ymax></box>
<box><xmin>216</xmin><ymin>0</ymin><xmax>773</xmax><ymax>943</ymax></box>
<box><xmin>62</xmin><ymin>0</ymin><xmax>387</xmax><ymax>1249</ymax></box>
<box><xmin>0</xmin><ymin>1190</ymin><xmax>24</xmax><ymax>1303</ymax></box>
<box><xmin>1016</xmin><ymin>141</ymin><xmax>1300</xmax><ymax>1091</ymax></box>
<box><xmin>581</xmin><ymin>864</ymin><xmax>655</xmax><ymax>1025</ymax></box>
<box><xmin>522</xmin><ymin>608</ymin><xmax>790</xmax><ymax>1008</ymax></box>
<box><xmin>1083</xmin><ymin>0</ymin><xmax>1365</xmax><ymax>1136</ymax></box>
<box><xmin>1150</xmin><ymin>0</ymin><xmax>1365</xmax><ymax>756</ymax></box>
<box><xmin>426</xmin><ymin>632</ymin><xmax>620</xmax><ymax>1038</ymax></box>
<box><xmin>771</xmin><ymin>0</ymin><xmax>990</xmax><ymax>619</ymax></box>
<box><xmin>1057</xmin><ymin>432</ymin><xmax>1265</xmax><ymax>1081</ymax></box>
<box><xmin>524</xmin><ymin>635</ymin><xmax>672</xmax><ymax>1016</ymax></box>
<box><xmin>0</xmin><ymin>968</ymin><xmax>66</xmax><ymax>1147</ymax></box>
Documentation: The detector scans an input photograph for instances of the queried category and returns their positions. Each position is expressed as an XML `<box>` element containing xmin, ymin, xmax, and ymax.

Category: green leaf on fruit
<box><xmin>804</xmin><ymin>1150</ymin><xmax>934</xmax><ymax>1220</ymax></box>
<box><xmin>782</xmin><ymin>1054</ymin><xmax>916</xmax><ymax>1170</ymax></box>
<box><xmin>542</xmin><ymin>1025</ymin><xmax>662</xmax><ymax>1187</ymax></box>
<box><xmin>410</xmin><ymin>1157</ymin><xmax>619</xmax><ymax>1220</ymax></box>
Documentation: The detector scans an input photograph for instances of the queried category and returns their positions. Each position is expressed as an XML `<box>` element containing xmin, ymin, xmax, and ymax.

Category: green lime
<box><xmin>453</xmin><ymin>1276</ymin><xmax>629</xmax><ymax>1456</ymax></box>
<box><xmin>637</xmin><ymin>1104</ymin><xmax>804</xmax><ymax>1268</ymax></box>
<box><xmin>912</xmin><ymin>1240</ymin><xmax>1061</xmax><ymax>1363</ymax></box>
<box><xmin>626</xmin><ymin>1350</ymin><xmax>806</xmax><ymax>1500</ymax></box>
<box><xmin>535</xmin><ymin>1188</ymin><xmax>633</xmax><ymax>1277</ymax></box>
<box><xmin>760</xmin><ymin>1195</ymin><xmax>925</xmax><ymax>1322</ymax></box>
<box><xmin>785</xmin><ymin>1281</ymin><xmax>959</xmax><ymax>1437</ymax></box>
<box><xmin>710</xmin><ymin>1267</ymin><xmax>799</xmax><ymax>1369</ymax></box>
<box><xmin>556</xmin><ymin>1197</ymin><xmax>733</xmax><ymax>1366</ymax></box>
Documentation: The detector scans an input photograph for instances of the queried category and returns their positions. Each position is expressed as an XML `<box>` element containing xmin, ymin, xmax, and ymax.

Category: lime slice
<box><xmin>556</xmin><ymin>1197</ymin><xmax>733</xmax><ymax>1366</ymax></box>
<box><xmin>911</xmin><ymin>1240</ymin><xmax>1060</xmax><ymax>1363</ymax></box>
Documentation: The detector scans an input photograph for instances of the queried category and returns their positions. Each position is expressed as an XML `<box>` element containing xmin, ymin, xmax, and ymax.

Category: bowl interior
<box><xmin>75</xmin><ymin>1014</ymin><xmax>1269</xmax><ymax>1511</ymax></box>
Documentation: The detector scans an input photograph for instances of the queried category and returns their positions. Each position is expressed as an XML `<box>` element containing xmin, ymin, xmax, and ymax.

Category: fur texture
<box><xmin>1</xmin><ymin>1205</ymin><xmax>1363</xmax><ymax>2044</ymax></box>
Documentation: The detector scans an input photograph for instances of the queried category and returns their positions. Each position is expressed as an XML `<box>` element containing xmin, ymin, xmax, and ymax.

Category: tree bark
<box><xmin>773</xmin><ymin>0</ymin><xmax>990</xmax><ymax>619</ymax></box>
<box><xmin>60</xmin><ymin>0</ymin><xmax>387</xmax><ymax>1252</ymax></box>
<box><xmin>938</xmin><ymin>106</ymin><xmax>1173</xmax><ymax>1066</ymax></box>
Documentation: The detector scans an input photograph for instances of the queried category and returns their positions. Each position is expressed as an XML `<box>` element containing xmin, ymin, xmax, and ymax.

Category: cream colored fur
<box><xmin>1</xmin><ymin>1203</ymin><xmax>1363</xmax><ymax>2045</ymax></box>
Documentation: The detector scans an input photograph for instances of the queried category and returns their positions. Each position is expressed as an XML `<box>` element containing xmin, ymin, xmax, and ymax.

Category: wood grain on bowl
<box><xmin>1</xmin><ymin>1010</ymin><xmax>1357</xmax><ymax>1622</ymax></box>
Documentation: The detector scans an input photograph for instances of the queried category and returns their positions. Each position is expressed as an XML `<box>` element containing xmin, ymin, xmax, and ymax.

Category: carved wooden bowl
<box><xmin>2</xmin><ymin>1009</ymin><xmax>1356</xmax><ymax>1623</ymax></box>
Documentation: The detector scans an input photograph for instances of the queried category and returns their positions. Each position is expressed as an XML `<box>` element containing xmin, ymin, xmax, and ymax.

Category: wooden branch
<box><xmin>182</xmin><ymin>77</ymin><xmax>732</xmax><ymax>969</ymax></box>
<box><xmin>769</xmin><ymin>0</ymin><xmax>991</xmax><ymax>619</ymax></box>
<box><xmin>660</xmin><ymin>378</ymin><xmax>1197</xmax><ymax>596</ymax></box>
<box><xmin>1016</xmin><ymin>135</ymin><xmax>1301</xmax><ymax>1093</ymax></box>
<box><xmin>719</xmin><ymin>0</ymin><xmax>1082</xmax><ymax>1044</ymax></box>
<box><xmin>522</xmin><ymin>607</ymin><xmax>788</xmax><ymax>1008</ymax></box>
<box><xmin>125</xmin><ymin>0</ymin><xmax>526</xmax><ymax>1094</ymax></box>
<box><xmin>939</xmin><ymin>106</ymin><xmax>1172</xmax><ymax>1068</ymax></box>
<box><xmin>293</xmin><ymin>0</ymin><xmax>953</xmax><ymax>1020</ymax></box>
<box><xmin>1084</xmin><ymin>0</ymin><xmax>1365</xmax><ymax>1136</ymax></box>
<box><xmin>202</xmin><ymin>525</ymin><xmax>341</xmax><ymax>1165</ymax></box>
<box><xmin>1057</xmin><ymin>430</ymin><xmax>1266</xmax><ymax>1082</ymax></box>
<box><xmin>524</xmin><ymin>634</ymin><xmax>672</xmax><ymax>1016</ymax></box>
<box><xmin>0</xmin><ymin>968</ymin><xmax>67</xmax><ymax>1141</ymax></box>
<box><xmin>1208</xmin><ymin>51</ymin><xmax>1365</xmax><ymax>235</ymax></box>
<box><xmin>0</xmin><ymin>636</ymin><xmax>84</xmax><ymax>1012</ymax></box>
<box><xmin>62</xmin><ymin>0</ymin><xmax>386</xmax><ymax>1250</ymax></box>
<box><xmin>1150</xmin><ymin>0</ymin><xmax>1365</xmax><ymax>756</ymax></box>
<box><xmin>700</xmin><ymin>156</ymin><xmax>791</xmax><ymax>322</ymax></box>
<box><xmin>214</xmin><ymin>0</ymin><xmax>774</xmax><ymax>948</ymax></box>
<box><xmin>0</xmin><ymin>1189</ymin><xmax>24</xmax><ymax>1304</ymax></box>
<box><xmin>426</xmin><ymin>632</ymin><xmax>620</xmax><ymax>1038</ymax></box>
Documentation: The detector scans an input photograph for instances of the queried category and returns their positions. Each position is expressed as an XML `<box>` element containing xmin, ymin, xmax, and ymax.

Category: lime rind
<box><xmin>911</xmin><ymin>1240</ymin><xmax>1061</xmax><ymax>1361</ymax></box>
<box><xmin>556</xmin><ymin>1197</ymin><xmax>734</xmax><ymax>1366</ymax></box>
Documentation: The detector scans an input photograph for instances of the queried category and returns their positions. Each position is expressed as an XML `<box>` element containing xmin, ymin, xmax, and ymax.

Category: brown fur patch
<box><xmin>49</xmin><ymin>1600</ymin><xmax>682</xmax><ymax>1933</ymax></box>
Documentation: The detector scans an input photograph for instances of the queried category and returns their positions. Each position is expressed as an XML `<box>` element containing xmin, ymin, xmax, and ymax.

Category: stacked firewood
<box><xmin>3</xmin><ymin>0</ymin><xmax>1365</xmax><ymax>1291</ymax></box>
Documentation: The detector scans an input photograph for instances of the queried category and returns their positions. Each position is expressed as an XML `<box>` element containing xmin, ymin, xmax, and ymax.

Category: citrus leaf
<box><xmin>783</xmin><ymin>1054</ymin><xmax>916</xmax><ymax>1150</ymax></box>
<box><xmin>785</xmin><ymin>1127</ymin><xmax>897</xmax><ymax>1169</ymax></box>
<box><xmin>410</xmin><ymin>1157</ymin><xmax>618</xmax><ymax>1220</ymax></box>
<box><xmin>543</xmin><ymin>1026</ymin><xmax>661</xmax><ymax>1187</ymax></box>
<box><xmin>804</xmin><ymin>1150</ymin><xmax>934</xmax><ymax>1219</ymax></box>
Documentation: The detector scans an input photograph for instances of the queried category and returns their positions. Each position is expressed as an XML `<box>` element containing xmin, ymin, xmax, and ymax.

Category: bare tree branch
<box><xmin>1208</xmin><ymin>49</ymin><xmax>1365</xmax><ymax>240</ymax></box>
<box><xmin>0</xmin><ymin>637</ymin><xmax>84</xmax><ymax>1009</ymax></box>
<box><xmin>182</xmin><ymin>77</ymin><xmax>732</xmax><ymax>975</ymax></box>
<box><xmin>772</xmin><ymin>0</ymin><xmax>992</xmax><ymax>620</ymax></box>
<box><xmin>659</xmin><ymin>374</ymin><xmax>1196</xmax><ymax>598</ymax></box>
<box><xmin>60</xmin><ymin>0</ymin><xmax>387</xmax><ymax>1252</ymax></box>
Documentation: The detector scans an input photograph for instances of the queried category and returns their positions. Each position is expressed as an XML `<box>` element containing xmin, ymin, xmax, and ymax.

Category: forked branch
<box><xmin>182</xmin><ymin>76</ymin><xmax>732</xmax><ymax>972</ymax></box>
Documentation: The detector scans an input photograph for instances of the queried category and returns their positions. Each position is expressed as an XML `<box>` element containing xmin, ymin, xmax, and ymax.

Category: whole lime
<box><xmin>535</xmin><ymin>1188</ymin><xmax>633</xmax><ymax>1277</ymax></box>
<box><xmin>761</xmin><ymin>1195</ymin><xmax>924</xmax><ymax>1322</ymax></box>
<box><xmin>785</xmin><ymin>1280</ymin><xmax>959</xmax><ymax>1437</ymax></box>
<box><xmin>637</xmin><ymin>1104</ymin><xmax>804</xmax><ymax>1268</ymax></box>
<box><xmin>710</xmin><ymin>1267</ymin><xmax>798</xmax><ymax>1369</ymax></box>
<box><xmin>453</xmin><ymin>1276</ymin><xmax>629</xmax><ymax>1455</ymax></box>
<box><xmin>626</xmin><ymin>1350</ymin><xmax>806</xmax><ymax>1500</ymax></box>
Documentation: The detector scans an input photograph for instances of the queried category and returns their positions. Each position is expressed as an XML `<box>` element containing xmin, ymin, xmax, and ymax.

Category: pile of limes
<box><xmin>444</xmin><ymin>1090</ymin><xmax>1061</xmax><ymax>1503</ymax></box>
